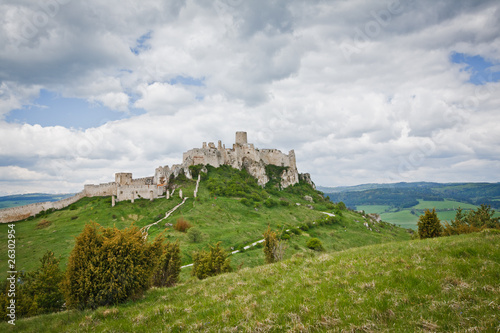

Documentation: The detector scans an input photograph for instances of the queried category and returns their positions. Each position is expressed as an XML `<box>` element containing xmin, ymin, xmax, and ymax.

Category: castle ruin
<box><xmin>0</xmin><ymin>132</ymin><xmax>314</xmax><ymax>223</ymax></box>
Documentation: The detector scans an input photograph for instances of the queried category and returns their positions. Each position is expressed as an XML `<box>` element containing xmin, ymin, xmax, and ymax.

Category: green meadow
<box><xmin>2</xmin><ymin>231</ymin><xmax>498</xmax><ymax>332</ymax></box>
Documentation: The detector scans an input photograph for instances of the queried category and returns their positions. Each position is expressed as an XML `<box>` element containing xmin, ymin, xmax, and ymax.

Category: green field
<box><xmin>356</xmin><ymin>199</ymin><xmax>500</xmax><ymax>230</ymax></box>
<box><xmin>3</xmin><ymin>231</ymin><xmax>499</xmax><ymax>332</ymax></box>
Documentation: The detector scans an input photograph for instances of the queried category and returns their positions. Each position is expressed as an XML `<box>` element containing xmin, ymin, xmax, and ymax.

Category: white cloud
<box><xmin>0</xmin><ymin>0</ymin><xmax>500</xmax><ymax>194</ymax></box>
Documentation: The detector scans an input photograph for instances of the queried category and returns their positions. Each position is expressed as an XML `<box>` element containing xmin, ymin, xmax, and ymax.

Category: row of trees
<box><xmin>417</xmin><ymin>204</ymin><xmax>500</xmax><ymax>239</ymax></box>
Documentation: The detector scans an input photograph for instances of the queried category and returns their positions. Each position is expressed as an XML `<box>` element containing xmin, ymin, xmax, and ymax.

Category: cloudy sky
<box><xmin>0</xmin><ymin>0</ymin><xmax>499</xmax><ymax>195</ymax></box>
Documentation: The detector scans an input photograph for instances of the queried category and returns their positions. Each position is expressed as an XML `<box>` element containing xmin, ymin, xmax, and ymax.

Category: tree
<box><xmin>62</xmin><ymin>222</ymin><xmax>161</xmax><ymax>310</ymax></box>
<box><xmin>263</xmin><ymin>226</ymin><xmax>278</xmax><ymax>264</ymax></box>
<box><xmin>442</xmin><ymin>205</ymin><xmax>500</xmax><ymax>236</ymax></box>
<box><xmin>22</xmin><ymin>251</ymin><xmax>65</xmax><ymax>315</ymax></box>
<box><xmin>151</xmin><ymin>241</ymin><xmax>181</xmax><ymax>287</ymax></box>
<box><xmin>417</xmin><ymin>209</ymin><xmax>442</xmax><ymax>239</ymax></box>
<box><xmin>191</xmin><ymin>242</ymin><xmax>231</xmax><ymax>280</ymax></box>
<box><xmin>263</xmin><ymin>226</ymin><xmax>287</xmax><ymax>263</ymax></box>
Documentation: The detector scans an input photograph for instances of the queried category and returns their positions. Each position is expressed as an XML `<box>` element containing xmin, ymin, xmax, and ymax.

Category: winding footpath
<box><xmin>180</xmin><ymin>211</ymin><xmax>335</xmax><ymax>269</ymax></box>
<box><xmin>141</xmin><ymin>175</ymin><xmax>201</xmax><ymax>239</ymax></box>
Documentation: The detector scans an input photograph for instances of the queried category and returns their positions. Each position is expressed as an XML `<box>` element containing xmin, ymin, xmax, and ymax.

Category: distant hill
<box><xmin>320</xmin><ymin>182</ymin><xmax>500</xmax><ymax>209</ymax></box>
<box><xmin>0</xmin><ymin>193</ymin><xmax>75</xmax><ymax>209</ymax></box>
<box><xmin>320</xmin><ymin>182</ymin><xmax>500</xmax><ymax>229</ymax></box>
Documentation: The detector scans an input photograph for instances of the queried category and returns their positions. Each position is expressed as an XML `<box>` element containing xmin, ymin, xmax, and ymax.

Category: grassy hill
<box><xmin>3</xmin><ymin>231</ymin><xmax>499</xmax><ymax>332</ymax></box>
<box><xmin>0</xmin><ymin>166</ymin><xmax>410</xmax><ymax>281</ymax></box>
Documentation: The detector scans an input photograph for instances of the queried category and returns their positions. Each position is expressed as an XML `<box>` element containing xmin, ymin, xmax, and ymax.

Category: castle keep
<box><xmin>0</xmin><ymin>132</ymin><xmax>312</xmax><ymax>223</ymax></box>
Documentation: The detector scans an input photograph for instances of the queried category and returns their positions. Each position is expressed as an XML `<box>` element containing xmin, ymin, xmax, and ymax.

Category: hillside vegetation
<box><xmin>0</xmin><ymin>166</ymin><xmax>410</xmax><ymax>281</ymax></box>
<box><xmin>3</xmin><ymin>231</ymin><xmax>499</xmax><ymax>332</ymax></box>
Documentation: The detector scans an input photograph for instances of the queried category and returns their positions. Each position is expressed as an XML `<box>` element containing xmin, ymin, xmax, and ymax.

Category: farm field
<box><xmin>358</xmin><ymin>199</ymin><xmax>500</xmax><ymax>229</ymax></box>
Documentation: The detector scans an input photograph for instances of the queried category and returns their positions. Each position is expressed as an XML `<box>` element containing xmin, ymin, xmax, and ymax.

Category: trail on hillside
<box><xmin>180</xmin><ymin>211</ymin><xmax>335</xmax><ymax>269</ymax></box>
<box><xmin>141</xmin><ymin>197</ymin><xmax>189</xmax><ymax>239</ymax></box>
<box><xmin>141</xmin><ymin>175</ymin><xmax>202</xmax><ymax>239</ymax></box>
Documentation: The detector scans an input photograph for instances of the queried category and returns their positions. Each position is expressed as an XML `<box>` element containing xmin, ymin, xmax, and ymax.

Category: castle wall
<box><xmin>84</xmin><ymin>183</ymin><xmax>117</xmax><ymax>197</ymax></box>
<box><xmin>0</xmin><ymin>191</ymin><xmax>86</xmax><ymax>223</ymax></box>
<box><xmin>116</xmin><ymin>185</ymin><xmax>164</xmax><ymax>201</ymax></box>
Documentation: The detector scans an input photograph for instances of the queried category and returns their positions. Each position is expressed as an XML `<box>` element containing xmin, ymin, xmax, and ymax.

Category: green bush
<box><xmin>264</xmin><ymin>198</ymin><xmax>278</xmax><ymax>208</ymax></box>
<box><xmin>263</xmin><ymin>226</ymin><xmax>278</xmax><ymax>264</ymax></box>
<box><xmin>0</xmin><ymin>251</ymin><xmax>65</xmax><ymax>319</ymax></box>
<box><xmin>299</xmin><ymin>224</ymin><xmax>309</xmax><ymax>231</ymax></box>
<box><xmin>187</xmin><ymin>227</ymin><xmax>203</xmax><ymax>243</ymax></box>
<box><xmin>191</xmin><ymin>242</ymin><xmax>232</xmax><ymax>280</ymax></box>
<box><xmin>279</xmin><ymin>200</ymin><xmax>290</xmax><ymax>206</ymax></box>
<box><xmin>306</xmin><ymin>238</ymin><xmax>324</xmax><ymax>251</ymax></box>
<box><xmin>417</xmin><ymin>209</ymin><xmax>442</xmax><ymax>239</ymax></box>
<box><xmin>62</xmin><ymin>222</ymin><xmax>160</xmax><ymax>310</ymax></box>
<box><xmin>151</xmin><ymin>240</ymin><xmax>181</xmax><ymax>287</ymax></box>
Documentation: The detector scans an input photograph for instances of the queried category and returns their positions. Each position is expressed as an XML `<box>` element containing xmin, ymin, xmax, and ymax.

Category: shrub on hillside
<box><xmin>306</xmin><ymin>238</ymin><xmax>325</xmax><ymax>251</ymax></box>
<box><xmin>174</xmin><ymin>217</ymin><xmax>192</xmax><ymax>232</ymax></box>
<box><xmin>442</xmin><ymin>205</ymin><xmax>500</xmax><ymax>236</ymax></box>
<box><xmin>151</xmin><ymin>240</ymin><xmax>181</xmax><ymax>287</ymax></box>
<box><xmin>36</xmin><ymin>219</ymin><xmax>52</xmax><ymax>229</ymax></box>
<box><xmin>263</xmin><ymin>226</ymin><xmax>287</xmax><ymax>263</ymax></box>
<box><xmin>264</xmin><ymin>198</ymin><xmax>278</xmax><ymax>208</ymax></box>
<box><xmin>0</xmin><ymin>251</ymin><xmax>65</xmax><ymax>320</ymax></box>
<box><xmin>187</xmin><ymin>227</ymin><xmax>203</xmax><ymax>243</ymax></box>
<box><xmin>417</xmin><ymin>209</ymin><xmax>442</xmax><ymax>239</ymax></box>
<box><xmin>191</xmin><ymin>242</ymin><xmax>232</xmax><ymax>280</ymax></box>
<box><xmin>62</xmin><ymin>222</ymin><xmax>162</xmax><ymax>310</ymax></box>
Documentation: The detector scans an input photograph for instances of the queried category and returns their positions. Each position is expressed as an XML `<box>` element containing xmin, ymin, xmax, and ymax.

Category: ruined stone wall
<box><xmin>84</xmin><ymin>183</ymin><xmax>117</xmax><ymax>197</ymax></box>
<box><xmin>131</xmin><ymin>177</ymin><xmax>154</xmax><ymax>185</ymax></box>
<box><xmin>0</xmin><ymin>191</ymin><xmax>86</xmax><ymax>223</ymax></box>
<box><xmin>116</xmin><ymin>185</ymin><xmax>164</xmax><ymax>201</ymax></box>
<box><xmin>259</xmin><ymin>149</ymin><xmax>292</xmax><ymax>167</ymax></box>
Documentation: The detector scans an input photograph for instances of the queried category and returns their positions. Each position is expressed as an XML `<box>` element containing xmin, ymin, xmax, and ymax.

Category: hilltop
<box><xmin>0</xmin><ymin>165</ymin><xmax>410</xmax><ymax>280</ymax></box>
<box><xmin>3</xmin><ymin>231</ymin><xmax>499</xmax><ymax>332</ymax></box>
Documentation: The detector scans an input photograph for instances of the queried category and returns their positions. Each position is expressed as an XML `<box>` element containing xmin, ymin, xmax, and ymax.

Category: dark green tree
<box><xmin>417</xmin><ymin>209</ymin><xmax>442</xmax><ymax>239</ymax></box>
<box><xmin>63</xmin><ymin>222</ymin><xmax>161</xmax><ymax>310</ymax></box>
<box><xmin>151</xmin><ymin>241</ymin><xmax>181</xmax><ymax>287</ymax></box>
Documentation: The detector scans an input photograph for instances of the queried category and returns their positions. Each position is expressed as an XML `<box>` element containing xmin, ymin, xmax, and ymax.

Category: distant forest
<box><xmin>322</xmin><ymin>183</ymin><xmax>500</xmax><ymax>210</ymax></box>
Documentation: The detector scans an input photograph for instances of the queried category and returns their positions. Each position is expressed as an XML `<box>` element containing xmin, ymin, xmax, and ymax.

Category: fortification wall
<box><xmin>116</xmin><ymin>185</ymin><xmax>164</xmax><ymax>201</ymax></box>
<box><xmin>84</xmin><ymin>183</ymin><xmax>117</xmax><ymax>197</ymax></box>
<box><xmin>0</xmin><ymin>191</ymin><xmax>86</xmax><ymax>223</ymax></box>
<box><xmin>259</xmin><ymin>149</ymin><xmax>293</xmax><ymax>167</ymax></box>
<box><xmin>131</xmin><ymin>177</ymin><xmax>154</xmax><ymax>185</ymax></box>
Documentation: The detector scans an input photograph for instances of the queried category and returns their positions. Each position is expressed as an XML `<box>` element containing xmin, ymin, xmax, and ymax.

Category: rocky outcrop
<box><xmin>299</xmin><ymin>173</ymin><xmax>316</xmax><ymax>189</ymax></box>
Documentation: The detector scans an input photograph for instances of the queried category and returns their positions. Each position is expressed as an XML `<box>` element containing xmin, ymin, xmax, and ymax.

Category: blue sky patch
<box><xmin>131</xmin><ymin>31</ymin><xmax>152</xmax><ymax>55</ymax></box>
<box><xmin>451</xmin><ymin>52</ymin><xmax>500</xmax><ymax>85</ymax></box>
<box><xmin>170</xmin><ymin>75</ymin><xmax>205</xmax><ymax>86</ymax></box>
<box><xmin>5</xmin><ymin>89</ymin><xmax>144</xmax><ymax>129</ymax></box>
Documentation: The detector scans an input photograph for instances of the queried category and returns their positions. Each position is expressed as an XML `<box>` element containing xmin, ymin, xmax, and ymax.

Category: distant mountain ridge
<box><xmin>318</xmin><ymin>182</ymin><xmax>500</xmax><ymax>209</ymax></box>
<box><xmin>0</xmin><ymin>193</ymin><xmax>74</xmax><ymax>209</ymax></box>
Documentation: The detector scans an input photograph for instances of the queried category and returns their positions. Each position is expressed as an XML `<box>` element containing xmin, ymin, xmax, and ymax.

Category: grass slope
<box><xmin>4</xmin><ymin>231</ymin><xmax>499</xmax><ymax>332</ymax></box>
<box><xmin>0</xmin><ymin>169</ymin><xmax>410</xmax><ymax>281</ymax></box>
